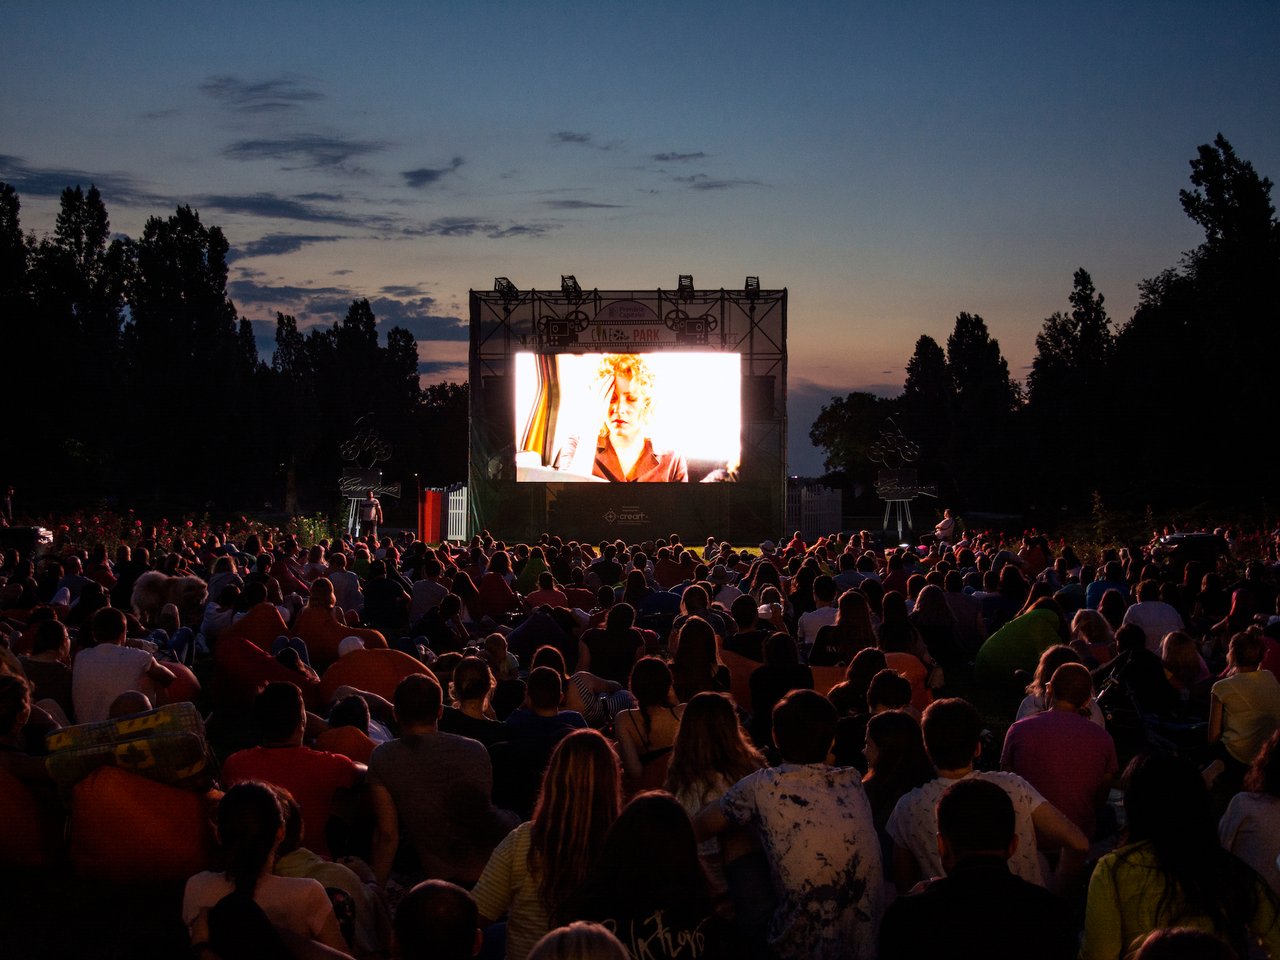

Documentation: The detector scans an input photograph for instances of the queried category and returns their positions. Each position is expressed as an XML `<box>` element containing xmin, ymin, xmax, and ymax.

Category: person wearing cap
<box><xmin>758</xmin><ymin>540</ymin><xmax>783</xmax><ymax>572</ymax></box>
<box><xmin>707</xmin><ymin>564</ymin><xmax>742</xmax><ymax>608</ymax></box>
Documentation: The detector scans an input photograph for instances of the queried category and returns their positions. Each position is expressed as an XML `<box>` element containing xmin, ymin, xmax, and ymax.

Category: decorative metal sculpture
<box><xmin>870</xmin><ymin>419</ymin><xmax>936</xmax><ymax>541</ymax></box>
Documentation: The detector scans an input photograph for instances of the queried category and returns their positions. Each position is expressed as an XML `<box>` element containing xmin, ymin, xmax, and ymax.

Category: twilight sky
<box><xmin>4</xmin><ymin>1</ymin><xmax>1279</xmax><ymax>474</ymax></box>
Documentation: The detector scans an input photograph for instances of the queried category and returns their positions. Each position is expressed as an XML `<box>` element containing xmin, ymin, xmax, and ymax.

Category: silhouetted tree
<box><xmin>898</xmin><ymin>334</ymin><xmax>952</xmax><ymax>494</ymax></box>
<box><xmin>944</xmin><ymin>312</ymin><xmax>1022</xmax><ymax>504</ymax></box>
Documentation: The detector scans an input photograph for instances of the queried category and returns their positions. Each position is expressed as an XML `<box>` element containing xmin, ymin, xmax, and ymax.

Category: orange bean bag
<box><xmin>0</xmin><ymin>767</ymin><xmax>62</xmax><ymax>867</ymax></box>
<box><xmin>166</xmin><ymin>661</ymin><xmax>202</xmax><ymax>705</ymax></box>
<box><xmin>809</xmin><ymin>665</ymin><xmax>847</xmax><ymax>697</ymax></box>
<box><xmin>69</xmin><ymin>767</ymin><xmax>220</xmax><ymax>884</ymax></box>
<box><xmin>293</xmin><ymin>605</ymin><xmax>386</xmax><ymax>670</ymax></box>
<box><xmin>220</xmin><ymin>602</ymin><xmax>290</xmax><ymax>652</ymax></box>
<box><xmin>319</xmin><ymin>648</ymin><xmax>432</xmax><ymax>704</ymax></box>
<box><xmin>212</xmin><ymin>635</ymin><xmax>321</xmax><ymax>711</ymax></box>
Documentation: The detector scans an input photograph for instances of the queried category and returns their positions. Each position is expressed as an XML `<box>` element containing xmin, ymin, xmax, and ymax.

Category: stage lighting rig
<box><xmin>744</xmin><ymin>276</ymin><xmax>760</xmax><ymax>300</ymax></box>
<box><xmin>677</xmin><ymin>274</ymin><xmax>695</xmax><ymax>301</ymax></box>
<box><xmin>560</xmin><ymin>275</ymin><xmax>583</xmax><ymax>300</ymax></box>
<box><xmin>494</xmin><ymin>277</ymin><xmax>519</xmax><ymax>302</ymax></box>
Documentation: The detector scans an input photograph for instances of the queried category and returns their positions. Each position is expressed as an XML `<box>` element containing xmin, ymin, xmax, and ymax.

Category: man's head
<box><xmin>394</xmin><ymin>672</ymin><xmax>444</xmax><ymax>728</ymax></box>
<box><xmin>254</xmin><ymin>682</ymin><xmax>305</xmax><ymax>745</ymax></box>
<box><xmin>813</xmin><ymin>574</ymin><xmax>837</xmax><ymax>605</ymax></box>
<box><xmin>921</xmin><ymin>697</ymin><xmax>982</xmax><ymax>771</ymax></box>
<box><xmin>525</xmin><ymin>666</ymin><xmax>564</xmax><ymax>714</ymax></box>
<box><xmin>395</xmin><ymin>880</ymin><xmax>482</xmax><ymax>960</ymax></box>
<box><xmin>772</xmin><ymin>689</ymin><xmax>837</xmax><ymax>764</ymax></box>
<box><xmin>1048</xmin><ymin>663</ymin><xmax>1093</xmax><ymax>710</ymax></box>
<box><xmin>936</xmin><ymin>776</ymin><xmax>1016</xmax><ymax>869</ymax></box>
<box><xmin>90</xmin><ymin>607</ymin><xmax>128</xmax><ymax>647</ymax></box>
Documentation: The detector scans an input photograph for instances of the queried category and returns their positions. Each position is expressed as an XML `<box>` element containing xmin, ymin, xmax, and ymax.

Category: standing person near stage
<box><xmin>358</xmin><ymin>490</ymin><xmax>383</xmax><ymax>540</ymax></box>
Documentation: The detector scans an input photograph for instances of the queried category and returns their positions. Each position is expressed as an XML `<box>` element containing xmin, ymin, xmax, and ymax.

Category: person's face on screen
<box><xmin>606</xmin><ymin>374</ymin><xmax>644</xmax><ymax>444</ymax></box>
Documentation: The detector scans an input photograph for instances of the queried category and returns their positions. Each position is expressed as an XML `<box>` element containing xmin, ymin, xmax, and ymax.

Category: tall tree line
<box><xmin>0</xmin><ymin>186</ymin><xmax>468</xmax><ymax>515</ymax></box>
<box><xmin>811</xmin><ymin>135</ymin><xmax>1280</xmax><ymax>514</ymax></box>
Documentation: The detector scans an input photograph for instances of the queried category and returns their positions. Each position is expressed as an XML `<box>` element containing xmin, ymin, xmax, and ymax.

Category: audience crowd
<box><xmin>4</xmin><ymin>514</ymin><xmax>1280</xmax><ymax>959</ymax></box>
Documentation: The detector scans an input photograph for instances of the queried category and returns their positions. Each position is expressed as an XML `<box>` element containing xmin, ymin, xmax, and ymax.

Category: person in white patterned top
<box><xmin>696</xmin><ymin>688</ymin><xmax>883</xmax><ymax>960</ymax></box>
<box><xmin>886</xmin><ymin>697</ymin><xmax>1088</xmax><ymax>895</ymax></box>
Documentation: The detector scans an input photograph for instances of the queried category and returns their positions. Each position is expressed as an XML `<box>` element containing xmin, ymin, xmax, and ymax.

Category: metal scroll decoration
<box><xmin>870</xmin><ymin>419</ymin><xmax>935</xmax><ymax>539</ymax></box>
<box><xmin>339</xmin><ymin>416</ymin><xmax>400</xmax><ymax>499</ymax></box>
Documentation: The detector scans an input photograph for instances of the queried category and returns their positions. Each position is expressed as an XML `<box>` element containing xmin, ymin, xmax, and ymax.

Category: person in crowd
<box><xmin>577</xmin><ymin>602</ymin><xmax>643</xmax><ymax>685</ymax></box>
<box><xmin>747</xmin><ymin>632</ymin><xmax>814</xmax><ymax>749</ymax></box>
<box><xmin>1002</xmin><ymin>663</ymin><xmax>1118</xmax><ymax>839</ymax></box>
<box><xmin>1209</xmin><ymin>628</ymin><xmax>1280</xmax><ymax>791</ymax></box>
<box><xmin>1016</xmin><ymin>644</ymin><xmax>1106</xmax><ymax>726</ymax></box>
<box><xmin>1219</xmin><ymin>728</ymin><xmax>1280</xmax><ymax>896</ymax></box>
<box><xmin>1124</xmin><ymin>579</ymin><xmax>1187</xmax><ymax>654</ymax></box>
<box><xmin>368</xmin><ymin>673</ymin><xmax>518</xmax><ymax>887</ymax></box>
<box><xmin>887</xmin><ymin>697</ymin><xmax>1088</xmax><ymax>893</ymax></box>
<box><xmin>395</xmin><ymin>880</ymin><xmax>483</xmax><ymax>960</ymax></box>
<box><xmin>795</xmin><ymin>574</ymin><xmax>838</xmax><ymax>656</ymax></box>
<box><xmin>438</xmin><ymin>655</ymin><xmax>510</xmax><ymax>747</ymax></box>
<box><xmin>879</xmin><ymin>777</ymin><xmax>1077</xmax><ymax>960</ymax></box>
<box><xmin>697</xmin><ymin>689</ymin><xmax>883</xmax><ymax>960</ymax></box>
<box><xmin>182</xmin><ymin>780</ymin><xmax>349</xmax><ymax>955</ymax></box>
<box><xmin>614</xmin><ymin>657</ymin><xmax>684</xmax><ymax>788</ymax></box>
<box><xmin>1070</xmin><ymin>607</ymin><xmax>1117</xmax><ymax>665</ymax></box>
<box><xmin>571</xmin><ymin>792</ymin><xmax>729</xmax><ymax>956</ymax></box>
<box><xmin>664</xmin><ymin>691</ymin><xmax>767</xmax><ymax>902</ymax></box>
<box><xmin>809</xmin><ymin>588</ymin><xmax>878</xmax><ymax>667</ymax></box>
<box><xmin>1081</xmin><ymin>753</ymin><xmax>1280</xmax><ymax>959</ymax></box>
<box><xmin>670</xmin><ymin>615</ymin><xmax>730</xmax><ymax>703</ymax></box>
<box><xmin>72</xmin><ymin>606</ymin><xmax>174</xmax><ymax>723</ymax></box>
<box><xmin>472</xmin><ymin>729</ymin><xmax>622</xmax><ymax>959</ymax></box>
<box><xmin>527</xmin><ymin>923</ymin><xmax>629</xmax><ymax>960</ymax></box>
<box><xmin>529</xmin><ymin>645</ymin><xmax>633</xmax><ymax>730</ymax></box>
<box><xmin>909</xmin><ymin>583</ymin><xmax>964</xmax><ymax>670</ymax></box>
<box><xmin>862</xmin><ymin>708</ymin><xmax>935</xmax><ymax>866</ymax></box>
<box><xmin>221</xmin><ymin>681</ymin><xmax>365</xmax><ymax>860</ymax></box>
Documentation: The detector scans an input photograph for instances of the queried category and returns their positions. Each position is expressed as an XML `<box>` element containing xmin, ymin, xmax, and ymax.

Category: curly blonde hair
<box><xmin>595</xmin><ymin>354</ymin><xmax>656</xmax><ymax>433</ymax></box>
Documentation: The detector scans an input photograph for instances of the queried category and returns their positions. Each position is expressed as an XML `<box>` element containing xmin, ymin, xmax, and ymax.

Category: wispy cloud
<box><xmin>226</xmin><ymin>232</ymin><xmax>346</xmax><ymax>261</ymax></box>
<box><xmin>652</xmin><ymin>151</ymin><xmax>708</xmax><ymax>163</ymax></box>
<box><xmin>402</xmin><ymin>157</ymin><xmax>464</xmax><ymax>189</ymax></box>
<box><xmin>409</xmin><ymin>216</ymin><xmax>559</xmax><ymax>239</ymax></box>
<box><xmin>0</xmin><ymin>153</ymin><xmax>165</xmax><ymax>206</ymax></box>
<box><xmin>223</xmin><ymin>134</ymin><xmax>387</xmax><ymax>170</ymax></box>
<box><xmin>141</xmin><ymin>108</ymin><xmax>180</xmax><ymax>122</ymax></box>
<box><xmin>673</xmin><ymin>174</ymin><xmax>765</xmax><ymax>191</ymax></box>
<box><xmin>197</xmin><ymin>192</ymin><xmax>366</xmax><ymax>226</ymax></box>
<box><xmin>539</xmin><ymin>199</ymin><xmax>625</xmax><ymax>210</ymax></box>
<box><xmin>200</xmin><ymin>74</ymin><xmax>324</xmax><ymax>113</ymax></box>
<box><xmin>552</xmin><ymin>131</ymin><xmax>592</xmax><ymax>145</ymax></box>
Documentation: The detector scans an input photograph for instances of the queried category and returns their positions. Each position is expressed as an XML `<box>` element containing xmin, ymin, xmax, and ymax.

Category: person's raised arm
<box><xmin>615</xmin><ymin>710</ymin><xmax>645</xmax><ymax>783</ymax></box>
<box><xmin>1031</xmin><ymin>798</ymin><xmax>1089</xmax><ymax>895</ymax></box>
<box><xmin>368</xmin><ymin>783</ymin><xmax>399</xmax><ymax>888</ymax></box>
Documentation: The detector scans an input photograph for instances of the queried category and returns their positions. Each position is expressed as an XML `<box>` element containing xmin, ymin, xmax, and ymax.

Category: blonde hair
<box><xmin>529</xmin><ymin>730</ymin><xmax>623</xmax><ymax>924</ymax></box>
<box><xmin>596</xmin><ymin>353</ymin><xmax>656</xmax><ymax>432</ymax></box>
<box><xmin>528</xmin><ymin>923</ymin><xmax>629</xmax><ymax>960</ymax></box>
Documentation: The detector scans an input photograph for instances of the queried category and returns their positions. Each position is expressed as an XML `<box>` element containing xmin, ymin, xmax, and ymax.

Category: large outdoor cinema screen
<box><xmin>514</xmin><ymin>352</ymin><xmax>741</xmax><ymax>484</ymax></box>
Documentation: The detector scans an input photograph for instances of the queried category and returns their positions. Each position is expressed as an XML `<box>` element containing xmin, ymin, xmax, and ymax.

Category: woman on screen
<box><xmin>558</xmin><ymin>354</ymin><xmax>688</xmax><ymax>483</ymax></box>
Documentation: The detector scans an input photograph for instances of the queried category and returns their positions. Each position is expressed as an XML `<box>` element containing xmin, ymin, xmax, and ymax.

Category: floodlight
<box><xmin>561</xmin><ymin>275</ymin><xmax>582</xmax><ymax>299</ymax></box>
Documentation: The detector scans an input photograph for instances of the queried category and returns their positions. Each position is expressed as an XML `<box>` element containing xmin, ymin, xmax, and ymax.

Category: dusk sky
<box><xmin>4</xmin><ymin>2</ymin><xmax>1278</xmax><ymax>474</ymax></box>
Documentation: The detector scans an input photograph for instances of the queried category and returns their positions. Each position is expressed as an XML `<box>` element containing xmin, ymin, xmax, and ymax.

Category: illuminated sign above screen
<box><xmin>515</xmin><ymin>352</ymin><xmax>741</xmax><ymax>483</ymax></box>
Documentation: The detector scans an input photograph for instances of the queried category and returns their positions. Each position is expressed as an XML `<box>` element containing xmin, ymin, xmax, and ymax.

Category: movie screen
<box><xmin>514</xmin><ymin>352</ymin><xmax>741</xmax><ymax>483</ymax></box>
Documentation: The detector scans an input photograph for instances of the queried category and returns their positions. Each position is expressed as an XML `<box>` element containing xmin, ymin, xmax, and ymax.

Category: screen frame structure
<box><xmin>468</xmin><ymin>285</ymin><xmax>786</xmax><ymax>542</ymax></box>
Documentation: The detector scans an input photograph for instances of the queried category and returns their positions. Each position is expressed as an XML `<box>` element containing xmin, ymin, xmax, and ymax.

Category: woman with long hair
<box><xmin>1071</xmin><ymin>608</ymin><xmax>1116</xmax><ymax>666</ymax></box>
<box><xmin>567</xmin><ymin>792</ymin><xmax>728</xmax><ymax>957</ymax></box>
<box><xmin>1209</xmin><ymin>629</ymin><xmax>1280</xmax><ymax>792</ymax></box>
<box><xmin>810</xmin><ymin>589</ymin><xmax>877</xmax><ymax>667</ymax></box>
<box><xmin>182</xmin><ymin>781</ymin><xmax>347</xmax><ymax>954</ymax></box>
<box><xmin>619</xmin><ymin>568</ymin><xmax>651</xmax><ymax>609</ymax></box>
<box><xmin>1220</xmin><ymin>728</ymin><xmax>1280</xmax><ymax>896</ymax></box>
<box><xmin>877</xmin><ymin>591</ymin><xmax>927</xmax><ymax>661</ymax></box>
<box><xmin>909</xmin><ymin>584</ymin><xmax>964</xmax><ymax>670</ymax></box>
<box><xmin>664</xmin><ymin>691</ymin><xmax>766</xmax><ymax>896</ymax></box>
<box><xmin>670</xmin><ymin>616</ymin><xmax>729</xmax><ymax>703</ymax></box>
<box><xmin>615</xmin><ymin>657</ymin><xmax>684</xmax><ymax>787</ymax></box>
<box><xmin>862</xmin><ymin>710</ymin><xmax>935</xmax><ymax>854</ymax></box>
<box><xmin>472</xmin><ymin>729</ymin><xmax>623</xmax><ymax>960</ymax></box>
<box><xmin>829</xmin><ymin>647</ymin><xmax>889</xmax><ymax>769</ymax></box>
<box><xmin>1081</xmin><ymin>753</ymin><xmax>1280</xmax><ymax>959</ymax></box>
<box><xmin>747</xmin><ymin>633</ymin><xmax>814</xmax><ymax>749</ymax></box>
<box><xmin>450</xmin><ymin>570</ymin><xmax>486</xmax><ymax>630</ymax></box>
<box><xmin>1161</xmin><ymin>631</ymin><xmax>1212</xmax><ymax>717</ymax></box>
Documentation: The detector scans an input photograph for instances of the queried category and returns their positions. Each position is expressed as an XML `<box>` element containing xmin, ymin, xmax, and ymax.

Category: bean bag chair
<box><xmin>166</xmin><ymin>661</ymin><xmax>202</xmax><ymax>706</ymax></box>
<box><xmin>69</xmin><ymin>767</ymin><xmax>219</xmax><ymax>884</ymax></box>
<box><xmin>220</xmin><ymin>602</ymin><xmax>290</xmax><ymax>652</ymax></box>
<box><xmin>293</xmin><ymin>606</ymin><xmax>387</xmax><ymax>670</ymax></box>
<box><xmin>213</xmin><ymin>635</ymin><xmax>321</xmax><ymax>711</ymax></box>
<box><xmin>314</xmin><ymin>725</ymin><xmax>377</xmax><ymax>765</ymax></box>
<box><xmin>319</xmin><ymin>648</ymin><xmax>432</xmax><ymax>704</ymax></box>
<box><xmin>718</xmin><ymin>648</ymin><xmax>758</xmax><ymax>713</ymax></box>
<box><xmin>0</xmin><ymin>766</ymin><xmax>62</xmax><ymax>867</ymax></box>
<box><xmin>974</xmin><ymin>608</ymin><xmax>1063</xmax><ymax>687</ymax></box>
<box><xmin>45</xmin><ymin>701</ymin><xmax>214</xmax><ymax>791</ymax></box>
<box><xmin>885</xmin><ymin>652</ymin><xmax>934</xmax><ymax>712</ymax></box>
<box><xmin>810</xmin><ymin>665</ymin><xmax>847</xmax><ymax>697</ymax></box>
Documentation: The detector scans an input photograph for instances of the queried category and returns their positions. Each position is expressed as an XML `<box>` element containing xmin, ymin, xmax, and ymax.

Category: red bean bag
<box><xmin>294</xmin><ymin>605</ymin><xmax>386</xmax><ymax>670</ymax></box>
<box><xmin>69</xmin><ymin>767</ymin><xmax>220</xmax><ymax>884</ymax></box>
<box><xmin>0</xmin><ymin>767</ymin><xmax>62</xmax><ymax>867</ymax></box>
<box><xmin>221</xmin><ymin>602</ymin><xmax>290</xmax><ymax>652</ymax></box>
<box><xmin>319</xmin><ymin>648</ymin><xmax>432</xmax><ymax>704</ymax></box>
<box><xmin>212</xmin><ymin>635</ymin><xmax>321</xmax><ymax>711</ymax></box>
